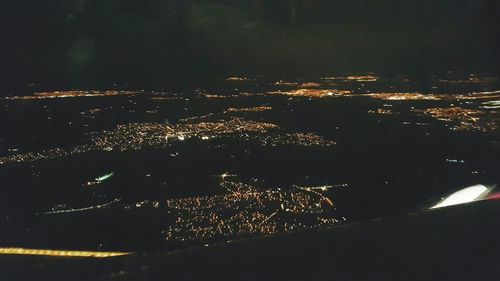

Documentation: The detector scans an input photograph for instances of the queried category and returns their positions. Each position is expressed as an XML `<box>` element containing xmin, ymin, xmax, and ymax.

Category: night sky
<box><xmin>1</xmin><ymin>0</ymin><xmax>500</xmax><ymax>92</ymax></box>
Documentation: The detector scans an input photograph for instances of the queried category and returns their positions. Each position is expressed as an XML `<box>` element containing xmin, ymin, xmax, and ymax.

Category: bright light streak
<box><xmin>431</xmin><ymin>184</ymin><xmax>489</xmax><ymax>209</ymax></box>
<box><xmin>96</xmin><ymin>172</ymin><xmax>114</xmax><ymax>182</ymax></box>
<box><xmin>0</xmin><ymin>247</ymin><xmax>131</xmax><ymax>258</ymax></box>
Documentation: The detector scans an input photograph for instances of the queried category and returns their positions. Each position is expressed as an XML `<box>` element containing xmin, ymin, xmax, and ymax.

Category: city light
<box><xmin>269</xmin><ymin>89</ymin><xmax>352</xmax><ymax>98</ymax></box>
<box><xmin>415</xmin><ymin>107</ymin><xmax>497</xmax><ymax>132</ymax></box>
<box><xmin>363</xmin><ymin>92</ymin><xmax>442</xmax><ymax>100</ymax></box>
<box><xmin>162</xmin><ymin>179</ymin><xmax>340</xmax><ymax>242</ymax></box>
<box><xmin>5</xmin><ymin>90</ymin><xmax>137</xmax><ymax>100</ymax></box>
<box><xmin>0</xmin><ymin>118</ymin><xmax>335</xmax><ymax>166</ymax></box>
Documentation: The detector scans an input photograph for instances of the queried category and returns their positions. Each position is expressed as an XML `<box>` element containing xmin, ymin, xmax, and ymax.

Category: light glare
<box><xmin>0</xmin><ymin>247</ymin><xmax>130</xmax><ymax>258</ymax></box>
<box><xmin>431</xmin><ymin>184</ymin><xmax>488</xmax><ymax>209</ymax></box>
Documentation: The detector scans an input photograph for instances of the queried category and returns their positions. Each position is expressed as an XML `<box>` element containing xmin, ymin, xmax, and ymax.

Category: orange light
<box><xmin>0</xmin><ymin>247</ymin><xmax>131</xmax><ymax>258</ymax></box>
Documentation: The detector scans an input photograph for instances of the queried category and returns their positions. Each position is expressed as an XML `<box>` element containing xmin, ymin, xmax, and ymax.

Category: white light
<box><xmin>95</xmin><ymin>172</ymin><xmax>114</xmax><ymax>182</ymax></box>
<box><xmin>431</xmin><ymin>184</ymin><xmax>488</xmax><ymax>209</ymax></box>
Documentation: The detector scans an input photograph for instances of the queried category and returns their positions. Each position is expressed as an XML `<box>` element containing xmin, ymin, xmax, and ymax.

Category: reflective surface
<box><xmin>430</xmin><ymin>184</ymin><xmax>491</xmax><ymax>209</ymax></box>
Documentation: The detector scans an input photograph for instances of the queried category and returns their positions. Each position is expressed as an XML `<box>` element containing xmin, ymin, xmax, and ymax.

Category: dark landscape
<box><xmin>0</xmin><ymin>1</ymin><xmax>499</xmax><ymax>280</ymax></box>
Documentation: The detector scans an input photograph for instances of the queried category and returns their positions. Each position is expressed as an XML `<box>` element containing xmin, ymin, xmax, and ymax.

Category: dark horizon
<box><xmin>2</xmin><ymin>0</ymin><xmax>500</xmax><ymax>93</ymax></box>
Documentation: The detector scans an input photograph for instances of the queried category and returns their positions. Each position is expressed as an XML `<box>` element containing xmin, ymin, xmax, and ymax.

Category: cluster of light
<box><xmin>270</xmin><ymin>89</ymin><xmax>352</xmax><ymax>98</ymax></box>
<box><xmin>0</xmin><ymin>118</ymin><xmax>335</xmax><ymax>165</ymax></box>
<box><xmin>149</xmin><ymin>96</ymin><xmax>183</xmax><ymax>101</ymax></box>
<box><xmin>224</xmin><ymin>106</ymin><xmax>272</xmax><ymax>113</ymax></box>
<box><xmin>0</xmin><ymin>247</ymin><xmax>130</xmax><ymax>258</ymax></box>
<box><xmin>47</xmin><ymin>199</ymin><xmax>158</xmax><ymax>215</ymax></box>
<box><xmin>273</xmin><ymin>81</ymin><xmax>321</xmax><ymax>87</ymax></box>
<box><xmin>274</xmin><ymin>81</ymin><xmax>299</xmax><ymax>86</ymax></box>
<box><xmin>178</xmin><ymin>113</ymin><xmax>215</xmax><ymax>123</ymax></box>
<box><xmin>367</xmin><ymin>108</ymin><xmax>396</xmax><ymax>115</ymax></box>
<box><xmin>80</xmin><ymin>107</ymin><xmax>112</xmax><ymax>119</ymax></box>
<box><xmin>361</xmin><ymin>89</ymin><xmax>500</xmax><ymax>102</ymax></box>
<box><xmin>321</xmin><ymin>75</ymin><xmax>378</xmax><ymax>82</ymax></box>
<box><xmin>203</xmin><ymin>94</ymin><xmax>241</xmax><ymax>99</ymax></box>
<box><xmin>0</xmin><ymin>119</ymin><xmax>275</xmax><ymax>164</ymax></box>
<box><xmin>445</xmin><ymin>159</ymin><xmax>465</xmax><ymax>164</ymax></box>
<box><xmin>6</xmin><ymin>90</ymin><xmax>137</xmax><ymax>100</ymax></box>
<box><xmin>256</xmin><ymin>132</ymin><xmax>336</xmax><ymax>147</ymax></box>
<box><xmin>299</xmin><ymin>82</ymin><xmax>321</xmax><ymax>87</ymax></box>
<box><xmin>38</xmin><ymin>178</ymin><xmax>342</xmax><ymax>244</ymax></box>
<box><xmin>183</xmin><ymin>106</ymin><xmax>272</xmax><ymax>122</ymax></box>
<box><xmin>122</xmin><ymin>199</ymin><xmax>159</xmax><ymax>209</ymax></box>
<box><xmin>437</xmin><ymin>76</ymin><xmax>498</xmax><ymax>84</ymax></box>
<box><xmin>201</xmin><ymin>92</ymin><xmax>262</xmax><ymax>99</ymax></box>
<box><xmin>415</xmin><ymin>107</ymin><xmax>497</xmax><ymax>132</ymax></box>
<box><xmin>297</xmin><ymin>183</ymin><xmax>349</xmax><ymax>192</ymax></box>
<box><xmin>345</xmin><ymin>75</ymin><xmax>378</xmax><ymax>82</ymax></box>
<box><xmin>226</xmin><ymin>77</ymin><xmax>249</xmax><ymax>81</ymax></box>
<box><xmin>162</xmin><ymin>179</ymin><xmax>340</xmax><ymax>242</ymax></box>
<box><xmin>42</xmin><ymin>198</ymin><xmax>121</xmax><ymax>215</ymax></box>
<box><xmin>363</xmin><ymin>92</ymin><xmax>442</xmax><ymax>100</ymax></box>
<box><xmin>0</xmin><ymin>145</ymin><xmax>92</xmax><ymax>165</ymax></box>
<box><xmin>91</xmin><ymin>118</ymin><xmax>279</xmax><ymax>153</ymax></box>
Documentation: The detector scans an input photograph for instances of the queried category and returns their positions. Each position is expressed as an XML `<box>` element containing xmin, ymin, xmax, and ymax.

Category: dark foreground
<box><xmin>2</xmin><ymin>200</ymin><xmax>499</xmax><ymax>281</ymax></box>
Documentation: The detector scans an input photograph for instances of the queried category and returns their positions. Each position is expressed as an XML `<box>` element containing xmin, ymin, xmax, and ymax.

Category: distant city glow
<box><xmin>273</xmin><ymin>81</ymin><xmax>321</xmax><ymax>87</ymax></box>
<box><xmin>364</xmin><ymin>92</ymin><xmax>442</xmax><ymax>100</ymax></box>
<box><xmin>5</xmin><ymin>90</ymin><xmax>137</xmax><ymax>100</ymax></box>
<box><xmin>430</xmin><ymin>184</ymin><xmax>489</xmax><ymax>209</ymax></box>
<box><xmin>321</xmin><ymin>75</ymin><xmax>378</xmax><ymax>82</ymax></box>
<box><xmin>415</xmin><ymin>107</ymin><xmax>497</xmax><ymax>132</ymax></box>
<box><xmin>368</xmin><ymin>108</ymin><xmax>396</xmax><ymax>115</ymax></box>
<box><xmin>0</xmin><ymin>118</ymin><xmax>335</xmax><ymax>166</ymax></box>
<box><xmin>269</xmin><ymin>89</ymin><xmax>352</xmax><ymax>98</ymax></box>
<box><xmin>345</xmin><ymin>75</ymin><xmax>378</xmax><ymax>82</ymax></box>
<box><xmin>226</xmin><ymin>77</ymin><xmax>249</xmax><ymax>81</ymax></box>
<box><xmin>225</xmin><ymin>106</ymin><xmax>272</xmax><ymax>113</ymax></box>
